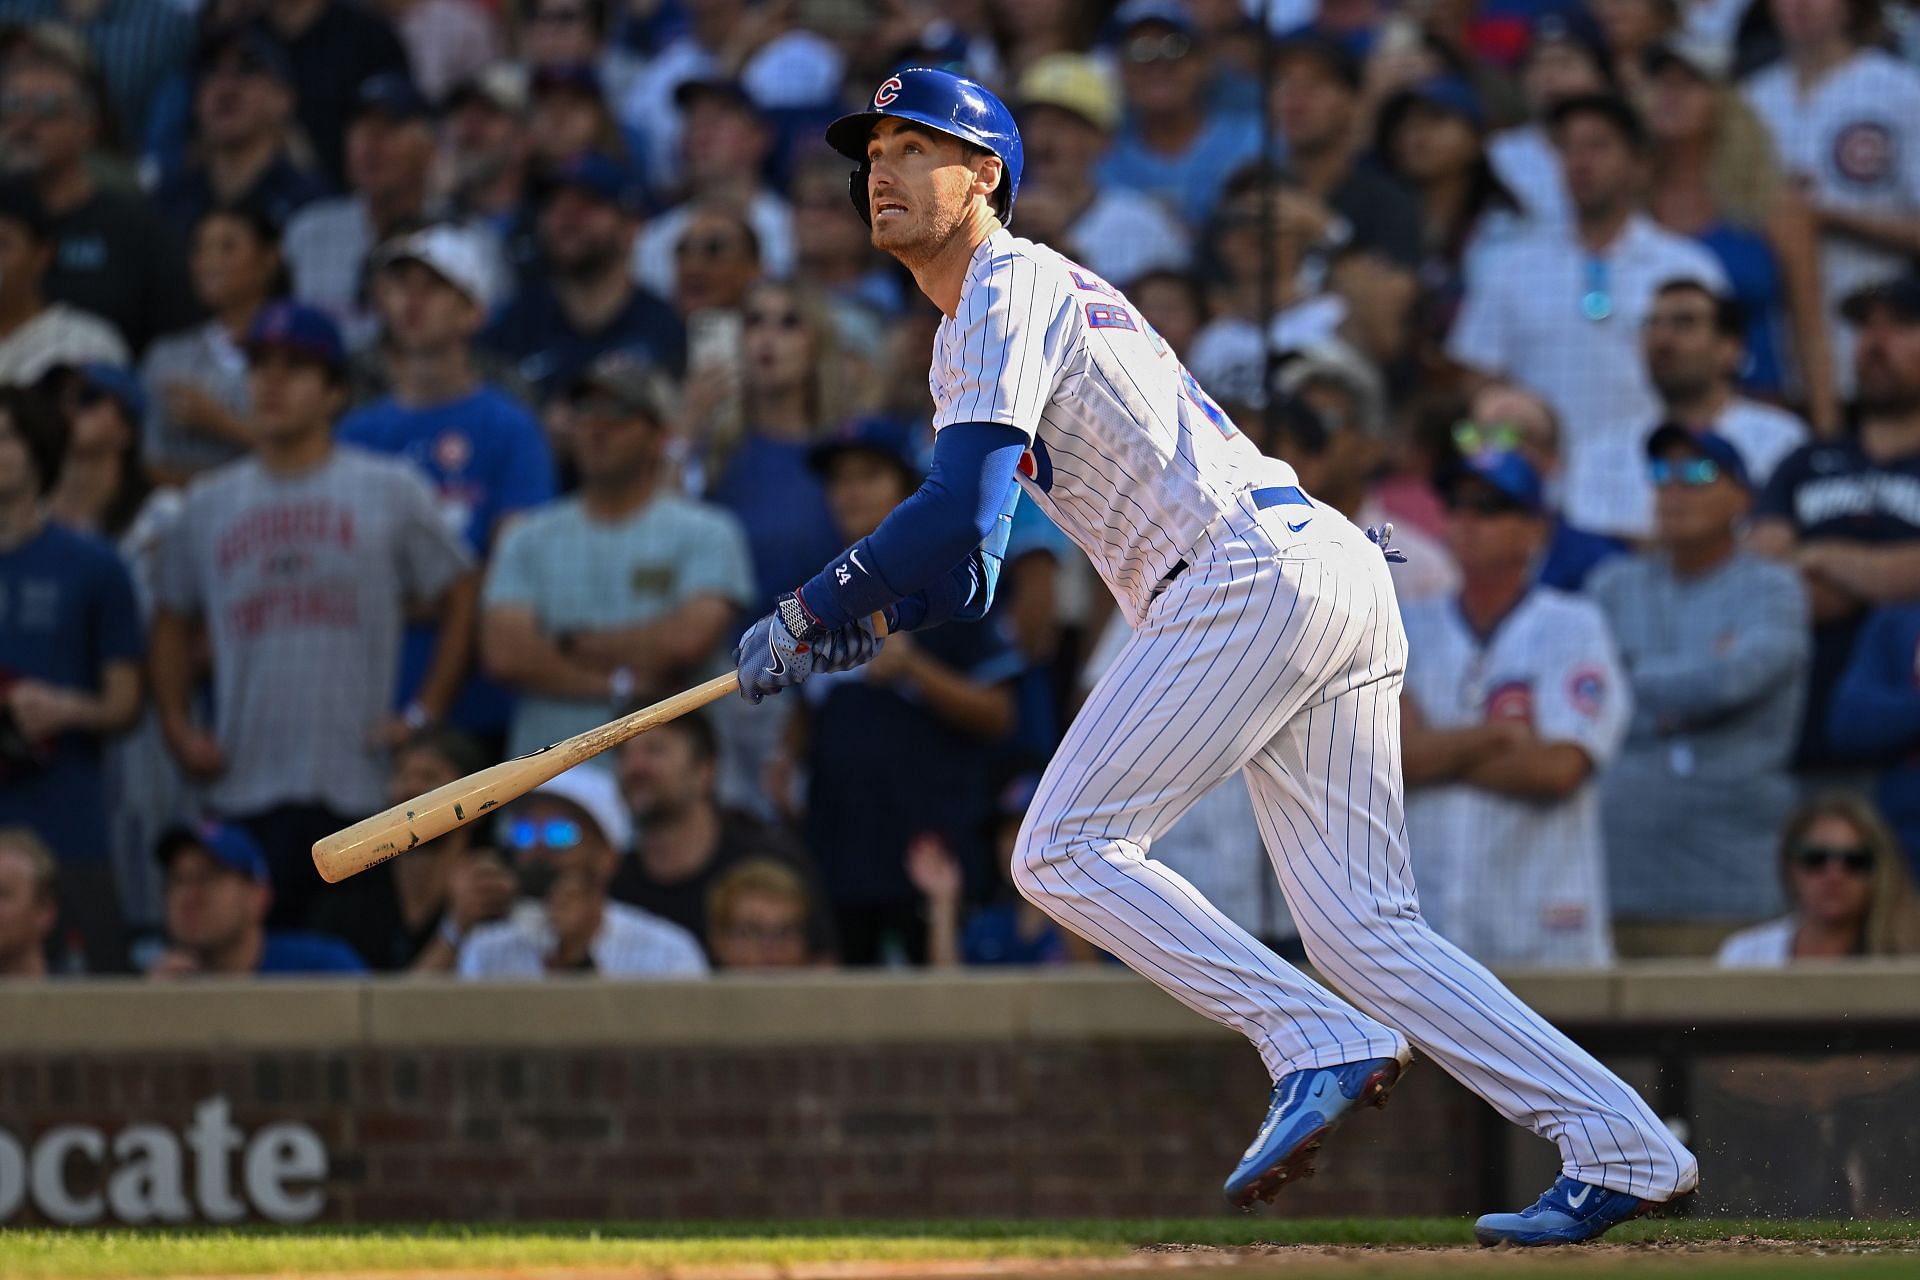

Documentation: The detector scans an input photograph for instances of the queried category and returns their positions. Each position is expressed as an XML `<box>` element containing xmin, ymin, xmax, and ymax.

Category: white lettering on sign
<box><xmin>0</xmin><ymin>1097</ymin><xmax>325</xmax><ymax>1225</ymax></box>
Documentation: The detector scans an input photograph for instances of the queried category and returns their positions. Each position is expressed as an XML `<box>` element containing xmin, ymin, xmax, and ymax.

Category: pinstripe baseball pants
<box><xmin>1012</xmin><ymin>492</ymin><xmax>1699</xmax><ymax>1201</ymax></box>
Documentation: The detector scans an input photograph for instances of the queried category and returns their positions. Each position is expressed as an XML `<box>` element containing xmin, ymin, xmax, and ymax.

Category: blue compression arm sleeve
<box><xmin>795</xmin><ymin>422</ymin><xmax>1027</xmax><ymax>633</ymax></box>
<box><xmin>891</xmin><ymin>484</ymin><xmax>1018</xmax><ymax>631</ymax></box>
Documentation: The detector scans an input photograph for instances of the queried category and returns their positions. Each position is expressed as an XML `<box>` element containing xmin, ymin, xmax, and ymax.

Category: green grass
<box><xmin>2</xmin><ymin>1219</ymin><xmax>1916</xmax><ymax>1279</ymax></box>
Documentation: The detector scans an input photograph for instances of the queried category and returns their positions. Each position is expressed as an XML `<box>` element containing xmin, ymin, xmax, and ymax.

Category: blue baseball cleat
<box><xmin>1473</xmin><ymin>1175</ymin><xmax>1657</xmax><ymax>1246</ymax></box>
<box><xmin>1223</xmin><ymin>1052</ymin><xmax>1408</xmax><ymax>1209</ymax></box>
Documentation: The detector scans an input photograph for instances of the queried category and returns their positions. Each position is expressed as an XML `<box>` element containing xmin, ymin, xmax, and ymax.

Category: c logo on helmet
<box><xmin>873</xmin><ymin>76</ymin><xmax>903</xmax><ymax>108</ymax></box>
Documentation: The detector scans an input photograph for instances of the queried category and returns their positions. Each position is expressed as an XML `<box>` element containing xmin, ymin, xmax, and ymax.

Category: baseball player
<box><xmin>730</xmin><ymin>68</ymin><xmax>1698</xmax><ymax>1245</ymax></box>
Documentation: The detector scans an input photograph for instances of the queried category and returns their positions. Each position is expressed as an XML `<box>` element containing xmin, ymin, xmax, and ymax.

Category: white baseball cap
<box><xmin>528</xmin><ymin>765</ymin><xmax>633</xmax><ymax>853</ymax></box>
<box><xmin>371</xmin><ymin>224</ymin><xmax>495</xmax><ymax>311</ymax></box>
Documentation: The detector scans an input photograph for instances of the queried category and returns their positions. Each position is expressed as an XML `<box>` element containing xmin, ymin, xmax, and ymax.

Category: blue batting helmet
<box><xmin>825</xmin><ymin>67</ymin><xmax>1024</xmax><ymax>227</ymax></box>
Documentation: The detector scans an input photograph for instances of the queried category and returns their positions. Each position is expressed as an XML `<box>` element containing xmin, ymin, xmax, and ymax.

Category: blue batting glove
<box><xmin>733</xmin><ymin>606</ymin><xmax>815</xmax><ymax>704</ymax></box>
<box><xmin>813</xmin><ymin>614</ymin><xmax>887</xmax><ymax>673</ymax></box>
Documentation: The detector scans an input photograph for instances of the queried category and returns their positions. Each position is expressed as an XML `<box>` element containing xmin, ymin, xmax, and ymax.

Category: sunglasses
<box><xmin>1</xmin><ymin>90</ymin><xmax>81</xmax><ymax>122</ymax></box>
<box><xmin>1581</xmin><ymin>256</ymin><xmax>1612</xmax><ymax>322</ymax></box>
<box><xmin>505</xmin><ymin>818</ymin><xmax>583</xmax><ymax>851</ymax></box>
<box><xmin>1793</xmin><ymin>844</ymin><xmax>1875</xmax><ymax>875</ymax></box>
<box><xmin>1124</xmin><ymin>33</ymin><xmax>1192</xmax><ymax>65</ymax></box>
<box><xmin>676</xmin><ymin>234</ymin><xmax>745</xmax><ymax>261</ymax></box>
<box><xmin>1648</xmin><ymin>458</ymin><xmax>1720</xmax><ymax>488</ymax></box>
<box><xmin>745</xmin><ymin>309</ymin><xmax>803</xmax><ymax>331</ymax></box>
<box><xmin>1452</xmin><ymin>420</ymin><xmax>1540</xmax><ymax>455</ymax></box>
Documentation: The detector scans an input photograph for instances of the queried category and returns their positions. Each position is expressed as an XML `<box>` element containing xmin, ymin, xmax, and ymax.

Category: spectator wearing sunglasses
<box><xmin>1589</xmin><ymin>427</ymin><xmax>1810</xmax><ymax>957</ymax></box>
<box><xmin>458</xmin><ymin>764</ymin><xmax>707</xmax><ymax>978</ymax></box>
<box><xmin>1401</xmin><ymin>449</ymin><xmax>1629</xmax><ymax>967</ymax></box>
<box><xmin>1096</xmin><ymin>1</ymin><xmax>1262</xmax><ymax>229</ymax></box>
<box><xmin>1718</xmin><ymin>792</ymin><xmax>1920</xmax><ymax>965</ymax></box>
<box><xmin>1448</xmin><ymin>93</ymin><xmax>1726</xmax><ymax>540</ymax></box>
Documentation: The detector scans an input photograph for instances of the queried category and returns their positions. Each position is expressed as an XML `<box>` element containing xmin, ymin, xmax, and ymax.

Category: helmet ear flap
<box><xmin>848</xmin><ymin>163</ymin><xmax>873</xmax><ymax>226</ymax></box>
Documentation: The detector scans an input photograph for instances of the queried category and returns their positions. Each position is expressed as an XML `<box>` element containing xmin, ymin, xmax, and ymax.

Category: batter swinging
<box><xmin>730</xmin><ymin>68</ymin><xmax>1698</xmax><ymax>1245</ymax></box>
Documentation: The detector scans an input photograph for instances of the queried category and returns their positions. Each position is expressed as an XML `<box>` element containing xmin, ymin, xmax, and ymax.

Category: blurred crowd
<box><xmin>3</xmin><ymin>0</ymin><xmax>1920</xmax><ymax>984</ymax></box>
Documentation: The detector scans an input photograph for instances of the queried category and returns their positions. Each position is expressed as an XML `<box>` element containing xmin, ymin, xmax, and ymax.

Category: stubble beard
<box><xmin>872</xmin><ymin>198</ymin><xmax>967</xmax><ymax>271</ymax></box>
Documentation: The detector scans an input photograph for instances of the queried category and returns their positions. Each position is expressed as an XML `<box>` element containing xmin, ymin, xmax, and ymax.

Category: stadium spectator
<box><xmin>1826</xmin><ymin>601</ymin><xmax>1920</xmax><ymax>876</ymax></box>
<box><xmin>1718</xmin><ymin>792</ymin><xmax>1920</xmax><ymax>964</ymax></box>
<box><xmin>1448</xmin><ymin>92</ymin><xmax>1727</xmax><ymax>539</ymax></box>
<box><xmin>706</xmin><ymin>855</ymin><xmax>827</xmax><ymax>969</ymax></box>
<box><xmin>338</xmin><ymin>225</ymin><xmax>554</xmax><ymax>745</ymax></box>
<box><xmin>282</xmin><ymin>74</ymin><xmax>506</xmax><ymax>345</ymax></box>
<box><xmin>480</xmin><ymin>152</ymin><xmax>684</xmax><ymax>407</ymax></box>
<box><xmin>0</xmin><ymin>37</ymin><xmax>195</xmax><ymax>356</ymax></box>
<box><xmin>378</xmin><ymin>0</ymin><xmax>502</xmax><ymax>105</ymax></box>
<box><xmin>150</xmin><ymin>302</ymin><xmax>476</xmax><ymax>928</ymax></box>
<box><xmin>1750</xmin><ymin>274</ymin><xmax>1920</xmax><ymax>770</ymax></box>
<box><xmin>521</xmin><ymin>0</ymin><xmax>638</xmax><ymax>113</ymax></box>
<box><xmin>481</xmin><ymin>351</ymin><xmax>752</xmax><ymax>761</ymax></box>
<box><xmin>0</xmin><ymin>177</ymin><xmax>124</xmax><ymax>382</ymax></box>
<box><xmin>0</xmin><ymin>825</ymin><xmax>55</xmax><ymax>979</ymax></box>
<box><xmin>671</xmin><ymin>205</ymin><xmax>761</xmax><ymax>322</ymax></box>
<box><xmin>526</xmin><ymin>61</ymin><xmax>633</xmax><ymax>173</ymax></box>
<box><xmin>151</xmin><ymin>25</ymin><xmax>332</xmax><ymax>241</ymax></box>
<box><xmin>139</xmin><ymin>204</ymin><xmax>286</xmax><ymax>483</ymax></box>
<box><xmin>259</xmin><ymin>0</ymin><xmax>413</xmax><ymax>186</ymax></box>
<box><xmin>45</xmin><ymin>362</ymin><xmax>185</xmax><ymax>938</ymax></box>
<box><xmin>1488</xmin><ymin>11</ymin><xmax>1614</xmax><ymax>226</ymax></box>
<box><xmin>1373</xmin><ymin>75</ymin><xmax>1524</xmax><ymax>370</ymax></box>
<box><xmin>458</xmin><ymin>764</ymin><xmax>708</xmax><ymax>978</ymax></box>
<box><xmin>1642</xmin><ymin>37</ymin><xmax>1833</xmax><ymax>424</ymax></box>
<box><xmin>1097</xmin><ymin>0</ymin><xmax>1262</xmax><ymax>228</ymax></box>
<box><xmin>435</xmin><ymin>64</ymin><xmax>531</xmax><ymax>231</ymax></box>
<box><xmin>1641</xmin><ymin>279</ymin><xmax>1809</xmax><ymax>501</ymax></box>
<box><xmin>147</xmin><ymin>820</ymin><xmax>366</xmax><ymax>977</ymax></box>
<box><xmin>1593</xmin><ymin>0</ymin><xmax>1680</xmax><ymax>99</ymax></box>
<box><xmin>1590</xmin><ymin>426</ymin><xmax>1810</xmax><ymax>957</ymax></box>
<box><xmin>1744</xmin><ymin>0</ymin><xmax>1920</xmax><ymax>399</ymax></box>
<box><xmin>1127</xmin><ymin>269</ymin><xmax>1206</xmax><ymax>360</ymax></box>
<box><xmin>635</xmin><ymin>79</ymin><xmax>793</xmax><ymax>299</ymax></box>
<box><xmin>795</xmin><ymin>417</ymin><xmax>1018</xmax><ymax>965</ymax></box>
<box><xmin>788</xmin><ymin>146</ymin><xmax>903</xmax><ymax>324</ymax></box>
<box><xmin>1454</xmin><ymin>381</ymin><xmax>1628</xmax><ymax>592</ymax></box>
<box><xmin>1012</xmin><ymin>53</ymin><xmax>1189</xmax><ymax>289</ymax></box>
<box><xmin>1401</xmin><ymin>449</ymin><xmax>1628</xmax><ymax>967</ymax></box>
<box><xmin>0</xmin><ymin>0</ymin><xmax>194</xmax><ymax>137</ymax></box>
<box><xmin>610</xmin><ymin>709</ymin><xmax>833</xmax><ymax>962</ymax></box>
<box><xmin>0</xmin><ymin>383</ymin><xmax>141</xmax><ymax>972</ymax></box>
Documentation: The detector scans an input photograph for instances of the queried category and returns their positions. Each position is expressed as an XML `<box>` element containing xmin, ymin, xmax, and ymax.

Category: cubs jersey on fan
<box><xmin>928</xmin><ymin>229</ymin><xmax>1280</xmax><ymax>624</ymax></box>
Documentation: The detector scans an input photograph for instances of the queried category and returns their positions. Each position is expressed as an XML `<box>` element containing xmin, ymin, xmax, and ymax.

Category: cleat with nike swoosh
<box><xmin>1222</xmin><ymin>1050</ymin><xmax>1409</xmax><ymax>1209</ymax></box>
<box><xmin>1473</xmin><ymin>1175</ymin><xmax>1660</xmax><ymax>1246</ymax></box>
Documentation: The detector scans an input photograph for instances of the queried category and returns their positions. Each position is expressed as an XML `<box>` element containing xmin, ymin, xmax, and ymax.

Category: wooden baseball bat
<box><xmin>312</xmin><ymin>616</ymin><xmax>886</xmax><ymax>883</ymax></box>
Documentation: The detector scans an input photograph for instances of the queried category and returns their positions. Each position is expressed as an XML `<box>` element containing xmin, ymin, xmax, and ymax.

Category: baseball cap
<box><xmin>537</xmin><ymin>150</ymin><xmax>647</xmax><ymax>214</ymax></box>
<box><xmin>1840</xmin><ymin>273</ymin><xmax>1920</xmax><ymax>325</ymax></box>
<box><xmin>193</xmin><ymin>23</ymin><xmax>294</xmax><ymax>87</ymax></box>
<box><xmin>1113</xmin><ymin>0</ymin><xmax>1194</xmax><ymax>36</ymax></box>
<box><xmin>1441</xmin><ymin>448</ymin><xmax>1546</xmax><ymax>514</ymax></box>
<box><xmin>1271</xmin><ymin>341</ymin><xmax>1387</xmax><ymax>437</ymax></box>
<box><xmin>1274</xmin><ymin>29</ymin><xmax>1364</xmax><ymax>92</ymax></box>
<box><xmin>1546</xmin><ymin>92</ymin><xmax>1647</xmax><ymax>150</ymax></box>
<box><xmin>1018</xmin><ymin>54</ymin><xmax>1121</xmax><ymax>133</ymax></box>
<box><xmin>808</xmin><ymin>416</ymin><xmax>925</xmax><ymax>481</ymax></box>
<box><xmin>353</xmin><ymin>72</ymin><xmax>432</xmax><ymax>123</ymax></box>
<box><xmin>526</xmin><ymin>765</ymin><xmax>632</xmax><ymax>853</ymax></box>
<box><xmin>1384</xmin><ymin>75</ymin><xmax>1487</xmax><ymax>132</ymax></box>
<box><xmin>1645</xmin><ymin>423</ymin><xmax>1752</xmax><ymax>490</ymax></box>
<box><xmin>1643</xmin><ymin>34</ymin><xmax>1732</xmax><ymax>84</ymax></box>
<box><xmin>673</xmin><ymin>76</ymin><xmax>761</xmax><ymax>118</ymax></box>
<box><xmin>372</xmin><ymin>224</ymin><xmax>496</xmax><ymax>311</ymax></box>
<box><xmin>243</xmin><ymin>300</ymin><xmax>346</xmax><ymax>371</ymax></box>
<box><xmin>158</xmin><ymin>821</ymin><xmax>271</xmax><ymax>886</ymax></box>
<box><xmin>445</xmin><ymin>62</ymin><xmax>529</xmax><ymax>117</ymax></box>
<box><xmin>1526</xmin><ymin>11</ymin><xmax>1612</xmax><ymax>74</ymax></box>
<box><xmin>74</xmin><ymin>362</ymin><xmax>147</xmax><ymax>422</ymax></box>
<box><xmin>566</xmin><ymin>350</ymin><xmax>679</xmax><ymax>423</ymax></box>
<box><xmin>1</xmin><ymin>21</ymin><xmax>92</xmax><ymax>81</ymax></box>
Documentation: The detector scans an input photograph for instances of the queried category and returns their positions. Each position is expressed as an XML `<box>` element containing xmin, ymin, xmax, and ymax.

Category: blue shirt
<box><xmin>1694</xmin><ymin>221</ymin><xmax>1788</xmax><ymax>398</ymax></box>
<box><xmin>1098</xmin><ymin>113</ymin><xmax>1263</xmax><ymax>229</ymax></box>
<box><xmin>1540</xmin><ymin>517</ymin><xmax>1627</xmax><ymax>593</ymax></box>
<box><xmin>0</xmin><ymin>524</ymin><xmax>143</xmax><ymax>863</ymax></box>
<box><xmin>337</xmin><ymin>385</ymin><xmax>556</xmax><ymax>733</ymax></box>
<box><xmin>707</xmin><ymin>433</ymin><xmax>843</xmax><ymax>615</ymax></box>
<box><xmin>961</xmin><ymin>902</ymin><xmax>1068</xmax><ymax>966</ymax></box>
<box><xmin>154</xmin><ymin>153</ymin><xmax>333</xmax><ymax>244</ymax></box>
<box><xmin>1826</xmin><ymin>604</ymin><xmax>1920</xmax><ymax>878</ymax></box>
<box><xmin>481</xmin><ymin>278</ymin><xmax>686</xmax><ymax>402</ymax></box>
<box><xmin>258</xmin><ymin>930</ymin><xmax>369</xmax><ymax>975</ymax></box>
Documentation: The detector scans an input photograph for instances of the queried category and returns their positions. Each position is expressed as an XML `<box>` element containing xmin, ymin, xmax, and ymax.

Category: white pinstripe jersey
<box><xmin>931</xmin><ymin>230</ymin><xmax>1280</xmax><ymax>625</ymax></box>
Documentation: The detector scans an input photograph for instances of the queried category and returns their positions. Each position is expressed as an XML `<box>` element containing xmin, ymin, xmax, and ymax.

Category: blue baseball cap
<box><xmin>194</xmin><ymin>23</ymin><xmax>295</xmax><ymax>88</ymax></box>
<box><xmin>1645</xmin><ymin>423</ymin><xmax>1751</xmax><ymax>490</ymax></box>
<box><xmin>353</xmin><ymin>72</ymin><xmax>432</xmax><ymax>123</ymax></box>
<box><xmin>75</xmin><ymin>362</ymin><xmax>146</xmax><ymax>422</ymax></box>
<box><xmin>159</xmin><ymin>820</ymin><xmax>271</xmax><ymax>886</ymax></box>
<box><xmin>1113</xmin><ymin>0</ymin><xmax>1195</xmax><ymax>36</ymax></box>
<box><xmin>537</xmin><ymin>150</ymin><xmax>647</xmax><ymax>214</ymax></box>
<box><xmin>244</xmin><ymin>300</ymin><xmax>346</xmax><ymax>371</ymax></box>
<box><xmin>808</xmin><ymin>416</ymin><xmax>924</xmax><ymax>481</ymax></box>
<box><xmin>1392</xmin><ymin>75</ymin><xmax>1487</xmax><ymax>131</ymax></box>
<box><xmin>1443</xmin><ymin>448</ymin><xmax>1546</xmax><ymax>514</ymax></box>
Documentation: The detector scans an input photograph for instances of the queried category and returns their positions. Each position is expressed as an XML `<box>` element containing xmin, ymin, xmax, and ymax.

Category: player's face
<box><xmin>1643</xmin><ymin>291</ymin><xmax>1729</xmax><ymax>402</ymax></box>
<box><xmin>248</xmin><ymin>349</ymin><xmax>342</xmax><ymax>442</ymax></box>
<box><xmin>375</xmin><ymin>260</ymin><xmax>484</xmax><ymax>355</ymax></box>
<box><xmin>0</xmin><ymin>846</ymin><xmax>53</xmax><ymax>961</ymax></box>
<box><xmin>825</xmin><ymin>450</ymin><xmax>914</xmax><ymax>542</ymax></box>
<box><xmin>1789</xmin><ymin>814</ymin><xmax>1876</xmax><ymax>929</ymax></box>
<box><xmin>165</xmin><ymin>848</ymin><xmax>264</xmax><ymax>954</ymax></box>
<box><xmin>864</xmin><ymin>120</ymin><xmax>998</xmax><ymax>263</ymax></box>
<box><xmin>1854</xmin><ymin>308</ymin><xmax>1920</xmax><ymax>417</ymax></box>
<box><xmin>711</xmin><ymin>891</ymin><xmax>810</xmax><ymax>970</ymax></box>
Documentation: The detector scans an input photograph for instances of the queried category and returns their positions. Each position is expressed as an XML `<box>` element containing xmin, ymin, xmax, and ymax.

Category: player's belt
<box><xmin>1151</xmin><ymin>486</ymin><xmax>1315</xmax><ymax>600</ymax></box>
